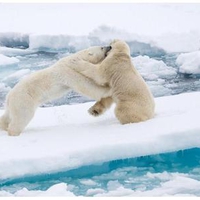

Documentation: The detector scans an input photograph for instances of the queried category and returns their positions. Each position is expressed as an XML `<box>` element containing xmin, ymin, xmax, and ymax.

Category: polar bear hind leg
<box><xmin>0</xmin><ymin>109</ymin><xmax>10</xmax><ymax>131</ymax></box>
<box><xmin>7</xmin><ymin>108</ymin><xmax>35</xmax><ymax>136</ymax></box>
<box><xmin>115</xmin><ymin>103</ymin><xmax>146</xmax><ymax>124</ymax></box>
<box><xmin>7</xmin><ymin>98</ymin><xmax>36</xmax><ymax>136</ymax></box>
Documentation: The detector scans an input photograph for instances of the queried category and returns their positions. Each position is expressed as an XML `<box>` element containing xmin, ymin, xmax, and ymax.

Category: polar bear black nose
<box><xmin>105</xmin><ymin>46</ymin><xmax>112</xmax><ymax>52</ymax></box>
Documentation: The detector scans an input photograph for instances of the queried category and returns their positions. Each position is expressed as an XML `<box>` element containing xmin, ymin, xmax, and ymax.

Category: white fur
<box><xmin>0</xmin><ymin>46</ymin><xmax>111</xmax><ymax>136</ymax></box>
<box><xmin>74</xmin><ymin>40</ymin><xmax>155</xmax><ymax>124</ymax></box>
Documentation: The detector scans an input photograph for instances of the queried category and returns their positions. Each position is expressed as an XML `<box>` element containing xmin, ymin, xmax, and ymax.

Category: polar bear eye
<box><xmin>101</xmin><ymin>47</ymin><xmax>104</xmax><ymax>50</ymax></box>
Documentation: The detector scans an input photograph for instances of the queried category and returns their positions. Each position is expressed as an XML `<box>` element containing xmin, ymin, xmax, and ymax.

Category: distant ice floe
<box><xmin>176</xmin><ymin>51</ymin><xmax>200</xmax><ymax>75</ymax></box>
<box><xmin>0</xmin><ymin>32</ymin><xmax>29</xmax><ymax>48</ymax></box>
<box><xmin>29</xmin><ymin>34</ymin><xmax>91</xmax><ymax>52</ymax></box>
<box><xmin>133</xmin><ymin>55</ymin><xmax>177</xmax><ymax>80</ymax></box>
<box><xmin>2</xmin><ymin>69</ymin><xmax>31</xmax><ymax>87</ymax></box>
<box><xmin>0</xmin><ymin>26</ymin><xmax>200</xmax><ymax>53</ymax></box>
<box><xmin>0</xmin><ymin>54</ymin><xmax>19</xmax><ymax>66</ymax></box>
<box><xmin>0</xmin><ymin>27</ymin><xmax>166</xmax><ymax>57</ymax></box>
<box><xmin>0</xmin><ymin>47</ymin><xmax>35</xmax><ymax>56</ymax></box>
<box><xmin>88</xmin><ymin>26</ymin><xmax>165</xmax><ymax>57</ymax></box>
<box><xmin>132</xmin><ymin>55</ymin><xmax>177</xmax><ymax>97</ymax></box>
<box><xmin>29</xmin><ymin>34</ymin><xmax>166</xmax><ymax>58</ymax></box>
<box><xmin>148</xmin><ymin>82</ymin><xmax>172</xmax><ymax>97</ymax></box>
<box><xmin>28</xmin><ymin>29</ymin><xmax>166</xmax><ymax>57</ymax></box>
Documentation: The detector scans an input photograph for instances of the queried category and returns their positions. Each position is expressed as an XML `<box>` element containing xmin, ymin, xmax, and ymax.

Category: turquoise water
<box><xmin>1</xmin><ymin>148</ymin><xmax>200</xmax><ymax>196</ymax></box>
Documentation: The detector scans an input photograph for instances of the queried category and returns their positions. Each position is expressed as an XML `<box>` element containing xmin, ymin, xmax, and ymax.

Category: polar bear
<box><xmin>0</xmin><ymin>46</ymin><xmax>112</xmax><ymax>136</ymax></box>
<box><xmin>73</xmin><ymin>40</ymin><xmax>155</xmax><ymax>124</ymax></box>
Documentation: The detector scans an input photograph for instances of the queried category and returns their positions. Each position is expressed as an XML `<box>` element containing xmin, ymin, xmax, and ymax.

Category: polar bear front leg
<box><xmin>71</xmin><ymin>61</ymin><xmax>107</xmax><ymax>86</ymax></box>
<box><xmin>88</xmin><ymin>97</ymin><xmax>113</xmax><ymax>116</ymax></box>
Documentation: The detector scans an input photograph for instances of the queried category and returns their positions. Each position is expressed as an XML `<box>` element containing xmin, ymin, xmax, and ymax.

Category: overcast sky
<box><xmin>0</xmin><ymin>3</ymin><xmax>200</xmax><ymax>36</ymax></box>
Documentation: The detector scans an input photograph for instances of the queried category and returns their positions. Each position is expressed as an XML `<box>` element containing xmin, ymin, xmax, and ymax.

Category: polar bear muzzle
<box><xmin>104</xmin><ymin>46</ymin><xmax>112</xmax><ymax>56</ymax></box>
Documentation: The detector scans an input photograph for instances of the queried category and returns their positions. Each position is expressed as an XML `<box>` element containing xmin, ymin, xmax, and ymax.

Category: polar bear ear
<box><xmin>89</xmin><ymin>52</ymin><xmax>93</xmax><ymax>56</ymax></box>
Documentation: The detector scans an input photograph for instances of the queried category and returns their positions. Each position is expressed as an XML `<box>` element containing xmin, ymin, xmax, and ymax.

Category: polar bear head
<box><xmin>82</xmin><ymin>46</ymin><xmax>112</xmax><ymax>64</ymax></box>
<box><xmin>109</xmin><ymin>39</ymin><xmax>130</xmax><ymax>56</ymax></box>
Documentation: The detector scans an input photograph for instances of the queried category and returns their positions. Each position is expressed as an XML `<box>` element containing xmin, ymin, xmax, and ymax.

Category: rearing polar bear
<box><xmin>73</xmin><ymin>40</ymin><xmax>155</xmax><ymax>124</ymax></box>
<box><xmin>0</xmin><ymin>46</ymin><xmax>112</xmax><ymax>136</ymax></box>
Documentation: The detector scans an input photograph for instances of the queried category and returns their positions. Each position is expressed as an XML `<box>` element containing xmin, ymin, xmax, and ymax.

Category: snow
<box><xmin>0</xmin><ymin>92</ymin><xmax>200</xmax><ymax>182</ymax></box>
<box><xmin>176</xmin><ymin>51</ymin><xmax>200</xmax><ymax>74</ymax></box>
<box><xmin>0</xmin><ymin>54</ymin><xmax>19</xmax><ymax>66</ymax></box>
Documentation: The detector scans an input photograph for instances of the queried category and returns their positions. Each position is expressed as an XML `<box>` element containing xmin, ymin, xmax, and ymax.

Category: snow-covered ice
<box><xmin>0</xmin><ymin>54</ymin><xmax>19</xmax><ymax>66</ymax></box>
<box><xmin>0</xmin><ymin>92</ymin><xmax>200</xmax><ymax>182</ymax></box>
<box><xmin>176</xmin><ymin>51</ymin><xmax>200</xmax><ymax>75</ymax></box>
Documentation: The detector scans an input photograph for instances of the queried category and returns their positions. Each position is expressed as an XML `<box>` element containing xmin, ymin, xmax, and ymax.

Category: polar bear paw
<box><xmin>88</xmin><ymin>97</ymin><xmax>113</xmax><ymax>117</ymax></box>
<box><xmin>88</xmin><ymin>104</ymin><xmax>104</xmax><ymax>117</ymax></box>
<box><xmin>88</xmin><ymin>107</ymin><xmax>102</xmax><ymax>117</ymax></box>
